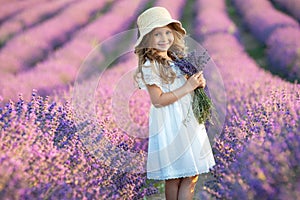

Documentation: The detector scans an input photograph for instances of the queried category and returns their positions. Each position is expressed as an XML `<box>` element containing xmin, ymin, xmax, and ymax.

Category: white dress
<box><xmin>138</xmin><ymin>59</ymin><xmax>216</xmax><ymax>180</ymax></box>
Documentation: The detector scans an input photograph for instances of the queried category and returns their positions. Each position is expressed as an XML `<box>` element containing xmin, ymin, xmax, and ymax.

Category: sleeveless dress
<box><xmin>138</xmin><ymin>59</ymin><xmax>216</xmax><ymax>180</ymax></box>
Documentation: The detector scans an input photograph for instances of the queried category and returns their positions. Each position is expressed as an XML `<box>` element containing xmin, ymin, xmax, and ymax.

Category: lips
<box><xmin>158</xmin><ymin>43</ymin><xmax>169</xmax><ymax>48</ymax></box>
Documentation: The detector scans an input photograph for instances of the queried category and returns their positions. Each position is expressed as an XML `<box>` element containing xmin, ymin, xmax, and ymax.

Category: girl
<box><xmin>134</xmin><ymin>7</ymin><xmax>216</xmax><ymax>200</ymax></box>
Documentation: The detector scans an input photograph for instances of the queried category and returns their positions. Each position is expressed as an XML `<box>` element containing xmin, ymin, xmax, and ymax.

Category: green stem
<box><xmin>192</xmin><ymin>88</ymin><xmax>213</xmax><ymax>124</ymax></box>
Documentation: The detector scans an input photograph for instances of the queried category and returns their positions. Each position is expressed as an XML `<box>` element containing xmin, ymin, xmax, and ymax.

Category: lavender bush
<box><xmin>0</xmin><ymin>0</ymin><xmax>107</xmax><ymax>74</ymax></box>
<box><xmin>272</xmin><ymin>0</ymin><xmax>300</xmax><ymax>21</ymax></box>
<box><xmin>232</xmin><ymin>0</ymin><xmax>298</xmax><ymax>42</ymax></box>
<box><xmin>0</xmin><ymin>91</ymin><xmax>157</xmax><ymax>199</ymax></box>
<box><xmin>1</xmin><ymin>0</ymin><xmax>300</xmax><ymax>199</ymax></box>
<box><xmin>0</xmin><ymin>0</ymin><xmax>48</xmax><ymax>24</ymax></box>
<box><xmin>232</xmin><ymin>0</ymin><xmax>300</xmax><ymax>81</ymax></box>
<box><xmin>266</xmin><ymin>27</ymin><xmax>300</xmax><ymax>82</ymax></box>
<box><xmin>0</xmin><ymin>0</ymin><xmax>145</xmax><ymax>103</ymax></box>
<box><xmin>0</xmin><ymin>0</ymin><xmax>77</xmax><ymax>47</ymax></box>
<box><xmin>195</xmin><ymin>0</ymin><xmax>238</xmax><ymax>38</ymax></box>
<box><xmin>195</xmin><ymin>0</ymin><xmax>300</xmax><ymax>199</ymax></box>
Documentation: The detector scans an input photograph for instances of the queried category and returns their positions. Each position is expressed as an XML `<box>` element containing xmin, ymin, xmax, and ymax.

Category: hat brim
<box><xmin>134</xmin><ymin>19</ymin><xmax>186</xmax><ymax>48</ymax></box>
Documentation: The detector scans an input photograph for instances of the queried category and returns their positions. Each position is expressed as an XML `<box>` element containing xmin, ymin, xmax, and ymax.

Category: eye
<box><xmin>153</xmin><ymin>32</ymin><xmax>160</xmax><ymax>37</ymax></box>
<box><xmin>166</xmin><ymin>30</ymin><xmax>172</xmax><ymax>35</ymax></box>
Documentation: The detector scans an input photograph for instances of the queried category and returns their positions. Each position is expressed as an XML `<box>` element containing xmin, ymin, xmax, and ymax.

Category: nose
<box><xmin>160</xmin><ymin>33</ymin><xmax>168</xmax><ymax>41</ymax></box>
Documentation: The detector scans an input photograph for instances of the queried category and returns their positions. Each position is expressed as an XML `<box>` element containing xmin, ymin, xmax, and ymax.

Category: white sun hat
<box><xmin>135</xmin><ymin>7</ymin><xmax>186</xmax><ymax>48</ymax></box>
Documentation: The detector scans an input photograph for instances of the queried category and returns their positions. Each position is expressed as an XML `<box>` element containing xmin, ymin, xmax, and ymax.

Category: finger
<box><xmin>198</xmin><ymin>74</ymin><xmax>203</xmax><ymax>80</ymax></box>
<box><xmin>195</xmin><ymin>72</ymin><xmax>202</xmax><ymax>78</ymax></box>
<box><xmin>197</xmin><ymin>71</ymin><xmax>203</xmax><ymax>76</ymax></box>
<box><xmin>193</xmin><ymin>74</ymin><xmax>199</xmax><ymax>79</ymax></box>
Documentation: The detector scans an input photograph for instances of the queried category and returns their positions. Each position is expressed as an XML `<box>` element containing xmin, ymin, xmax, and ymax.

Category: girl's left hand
<box><xmin>195</xmin><ymin>72</ymin><xmax>206</xmax><ymax>88</ymax></box>
<box><xmin>199</xmin><ymin>74</ymin><xmax>206</xmax><ymax>88</ymax></box>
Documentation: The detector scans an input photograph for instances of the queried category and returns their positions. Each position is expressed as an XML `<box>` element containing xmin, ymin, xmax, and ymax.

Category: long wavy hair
<box><xmin>134</xmin><ymin>23</ymin><xmax>186</xmax><ymax>86</ymax></box>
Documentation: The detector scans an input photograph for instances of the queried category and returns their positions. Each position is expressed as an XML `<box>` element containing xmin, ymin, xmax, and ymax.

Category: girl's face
<box><xmin>150</xmin><ymin>26</ymin><xmax>174</xmax><ymax>52</ymax></box>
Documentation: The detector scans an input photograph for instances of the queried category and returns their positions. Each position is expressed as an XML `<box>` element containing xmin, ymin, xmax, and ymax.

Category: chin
<box><xmin>156</xmin><ymin>47</ymin><xmax>169</xmax><ymax>52</ymax></box>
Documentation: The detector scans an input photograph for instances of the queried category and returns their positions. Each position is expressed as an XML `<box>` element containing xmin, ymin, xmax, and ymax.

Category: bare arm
<box><xmin>146</xmin><ymin>71</ymin><xmax>206</xmax><ymax>108</ymax></box>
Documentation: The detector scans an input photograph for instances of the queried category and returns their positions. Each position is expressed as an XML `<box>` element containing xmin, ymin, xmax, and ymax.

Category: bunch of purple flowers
<box><xmin>173</xmin><ymin>50</ymin><xmax>213</xmax><ymax>124</ymax></box>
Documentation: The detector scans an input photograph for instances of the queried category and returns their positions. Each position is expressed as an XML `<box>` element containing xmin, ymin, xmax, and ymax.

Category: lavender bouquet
<box><xmin>173</xmin><ymin>50</ymin><xmax>213</xmax><ymax>124</ymax></box>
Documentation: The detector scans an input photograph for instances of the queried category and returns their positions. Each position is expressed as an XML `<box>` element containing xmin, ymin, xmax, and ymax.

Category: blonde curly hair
<box><xmin>134</xmin><ymin>23</ymin><xmax>187</xmax><ymax>86</ymax></box>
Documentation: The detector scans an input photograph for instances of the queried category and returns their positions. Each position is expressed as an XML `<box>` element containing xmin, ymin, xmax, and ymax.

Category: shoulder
<box><xmin>142</xmin><ymin>58</ymin><xmax>159</xmax><ymax>72</ymax></box>
<box><xmin>143</xmin><ymin>58</ymin><xmax>158</xmax><ymax>68</ymax></box>
<box><xmin>141</xmin><ymin>59</ymin><xmax>162</xmax><ymax>78</ymax></box>
<box><xmin>144</xmin><ymin>59</ymin><xmax>152</xmax><ymax>66</ymax></box>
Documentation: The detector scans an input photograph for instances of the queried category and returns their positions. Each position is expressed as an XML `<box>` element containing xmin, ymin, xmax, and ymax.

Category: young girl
<box><xmin>134</xmin><ymin>7</ymin><xmax>216</xmax><ymax>200</ymax></box>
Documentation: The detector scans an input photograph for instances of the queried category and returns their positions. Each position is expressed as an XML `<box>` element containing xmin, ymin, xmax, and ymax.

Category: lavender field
<box><xmin>0</xmin><ymin>0</ymin><xmax>299</xmax><ymax>199</ymax></box>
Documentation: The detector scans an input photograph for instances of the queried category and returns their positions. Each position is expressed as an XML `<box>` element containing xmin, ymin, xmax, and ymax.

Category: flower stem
<box><xmin>192</xmin><ymin>88</ymin><xmax>213</xmax><ymax>124</ymax></box>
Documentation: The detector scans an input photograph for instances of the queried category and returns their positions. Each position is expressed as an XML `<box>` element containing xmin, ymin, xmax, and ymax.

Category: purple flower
<box><xmin>173</xmin><ymin>50</ymin><xmax>213</xmax><ymax>124</ymax></box>
<box><xmin>173</xmin><ymin>50</ymin><xmax>211</xmax><ymax>76</ymax></box>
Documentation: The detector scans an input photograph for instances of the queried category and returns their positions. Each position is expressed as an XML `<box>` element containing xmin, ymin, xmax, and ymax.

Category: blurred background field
<box><xmin>0</xmin><ymin>0</ymin><xmax>299</xmax><ymax>199</ymax></box>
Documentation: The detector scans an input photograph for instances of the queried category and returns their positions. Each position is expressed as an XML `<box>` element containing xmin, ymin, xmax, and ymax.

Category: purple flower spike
<box><xmin>173</xmin><ymin>50</ymin><xmax>213</xmax><ymax>124</ymax></box>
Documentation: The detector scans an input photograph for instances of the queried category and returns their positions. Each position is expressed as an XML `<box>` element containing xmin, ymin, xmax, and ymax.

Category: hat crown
<box><xmin>137</xmin><ymin>7</ymin><xmax>172</xmax><ymax>29</ymax></box>
<box><xmin>135</xmin><ymin>7</ymin><xmax>186</xmax><ymax>48</ymax></box>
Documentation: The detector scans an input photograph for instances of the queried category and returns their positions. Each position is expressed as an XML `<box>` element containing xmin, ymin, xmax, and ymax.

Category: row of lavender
<box><xmin>232</xmin><ymin>0</ymin><xmax>300</xmax><ymax>82</ymax></box>
<box><xmin>195</xmin><ymin>0</ymin><xmax>300</xmax><ymax>199</ymax></box>
<box><xmin>0</xmin><ymin>0</ymin><xmax>144</xmax><ymax>103</ymax></box>
<box><xmin>0</xmin><ymin>0</ymin><xmax>158</xmax><ymax>199</ymax></box>
<box><xmin>0</xmin><ymin>91</ymin><xmax>157</xmax><ymax>199</ymax></box>
<box><xmin>0</xmin><ymin>0</ymin><xmax>49</xmax><ymax>24</ymax></box>
<box><xmin>272</xmin><ymin>0</ymin><xmax>300</xmax><ymax>21</ymax></box>
<box><xmin>0</xmin><ymin>0</ymin><xmax>79</xmax><ymax>47</ymax></box>
<box><xmin>1</xmin><ymin>0</ymin><xmax>298</xmax><ymax>199</ymax></box>
<box><xmin>0</xmin><ymin>0</ymin><xmax>190</xmax><ymax>199</ymax></box>
<box><xmin>0</xmin><ymin>0</ymin><xmax>107</xmax><ymax>73</ymax></box>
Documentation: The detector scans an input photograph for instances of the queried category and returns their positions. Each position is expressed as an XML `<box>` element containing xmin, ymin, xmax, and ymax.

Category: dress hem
<box><xmin>146</xmin><ymin>165</ymin><xmax>215</xmax><ymax>181</ymax></box>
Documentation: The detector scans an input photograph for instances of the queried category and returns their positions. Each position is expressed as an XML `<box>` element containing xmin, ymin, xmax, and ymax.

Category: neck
<box><xmin>157</xmin><ymin>51</ymin><xmax>171</xmax><ymax>60</ymax></box>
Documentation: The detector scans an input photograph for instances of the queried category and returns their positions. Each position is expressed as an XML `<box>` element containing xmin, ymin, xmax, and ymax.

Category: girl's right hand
<box><xmin>148</xmin><ymin>71</ymin><xmax>206</xmax><ymax>107</ymax></box>
<box><xmin>185</xmin><ymin>71</ymin><xmax>205</xmax><ymax>91</ymax></box>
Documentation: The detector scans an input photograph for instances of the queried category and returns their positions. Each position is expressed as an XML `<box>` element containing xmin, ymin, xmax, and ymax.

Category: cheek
<box><xmin>149</xmin><ymin>37</ymin><xmax>157</xmax><ymax>47</ymax></box>
<box><xmin>169</xmin><ymin>35</ymin><xmax>175</xmax><ymax>42</ymax></box>
<box><xmin>153</xmin><ymin>37</ymin><xmax>159</xmax><ymax>44</ymax></box>
<box><xmin>150</xmin><ymin>36</ymin><xmax>158</xmax><ymax>42</ymax></box>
